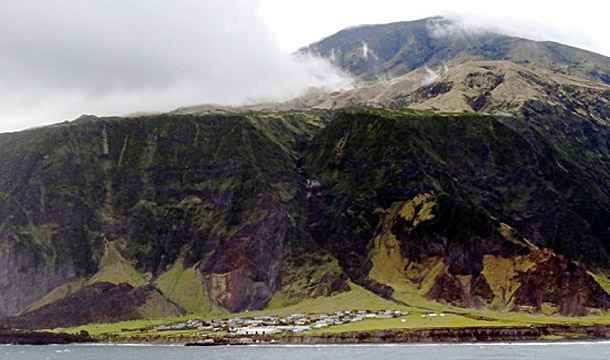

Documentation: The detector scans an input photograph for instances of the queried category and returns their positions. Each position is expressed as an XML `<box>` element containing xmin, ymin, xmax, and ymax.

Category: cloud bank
<box><xmin>0</xmin><ymin>0</ymin><xmax>350</xmax><ymax>132</ymax></box>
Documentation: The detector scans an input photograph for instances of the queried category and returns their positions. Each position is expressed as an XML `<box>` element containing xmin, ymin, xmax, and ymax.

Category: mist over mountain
<box><xmin>302</xmin><ymin>17</ymin><xmax>610</xmax><ymax>84</ymax></box>
<box><xmin>0</xmin><ymin>0</ymin><xmax>350</xmax><ymax>133</ymax></box>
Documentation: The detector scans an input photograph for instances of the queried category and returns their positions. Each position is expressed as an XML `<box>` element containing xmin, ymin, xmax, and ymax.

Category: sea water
<box><xmin>2</xmin><ymin>342</ymin><xmax>610</xmax><ymax>360</ymax></box>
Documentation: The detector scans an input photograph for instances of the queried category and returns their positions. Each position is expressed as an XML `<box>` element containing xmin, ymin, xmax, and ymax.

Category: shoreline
<box><xmin>118</xmin><ymin>324</ymin><xmax>610</xmax><ymax>346</ymax></box>
<box><xmin>3</xmin><ymin>324</ymin><xmax>610</xmax><ymax>346</ymax></box>
<box><xmin>0</xmin><ymin>329</ymin><xmax>93</xmax><ymax>345</ymax></box>
<box><xmin>5</xmin><ymin>339</ymin><xmax>610</xmax><ymax>347</ymax></box>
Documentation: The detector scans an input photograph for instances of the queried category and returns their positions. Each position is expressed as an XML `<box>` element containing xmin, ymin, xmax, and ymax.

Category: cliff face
<box><xmin>0</xmin><ymin>238</ymin><xmax>76</xmax><ymax>318</ymax></box>
<box><xmin>0</xmin><ymin>112</ymin><xmax>347</xmax><ymax>326</ymax></box>
<box><xmin>1</xmin><ymin>106</ymin><xmax>610</xmax><ymax>328</ymax></box>
<box><xmin>300</xmin><ymin>109</ymin><xmax>610</xmax><ymax>316</ymax></box>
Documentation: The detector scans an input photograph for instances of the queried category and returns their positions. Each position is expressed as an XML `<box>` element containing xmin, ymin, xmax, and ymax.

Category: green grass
<box><xmin>591</xmin><ymin>270</ymin><xmax>610</xmax><ymax>295</ymax></box>
<box><xmin>87</xmin><ymin>242</ymin><xmax>151</xmax><ymax>287</ymax></box>
<box><xmin>311</xmin><ymin>313</ymin><xmax>508</xmax><ymax>335</ymax></box>
<box><xmin>56</xmin><ymin>284</ymin><xmax>610</xmax><ymax>339</ymax></box>
<box><xmin>458</xmin><ymin>306</ymin><xmax>610</xmax><ymax>327</ymax></box>
<box><xmin>154</xmin><ymin>259</ymin><xmax>225</xmax><ymax>315</ymax></box>
<box><xmin>264</xmin><ymin>282</ymin><xmax>406</xmax><ymax>315</ymax></box>
<box><xmin>57</xmin><ymin>282</ymin><xmax>402</xmax><ymax>337</ymax></box>
<box><xmin>368</xmin><ymin>231</ymin><xmax>451</xmax><ymax>311</ymax></box>
<box><xmin>54</xmin><ymin>318</ymin><xmax>184</xmax><ymax>336</ymax></box>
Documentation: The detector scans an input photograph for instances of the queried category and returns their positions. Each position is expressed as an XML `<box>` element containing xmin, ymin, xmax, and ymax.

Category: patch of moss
<box><xmin>155</xmin><ymin>259</ymin><xmax>225</xmax><ymax>315</ymax></box>
<box><xmin>269</xmin><ymin>253</ymin><xmax>344</xmax><ymax>308</ymax></box>
<box><xmin>398</xmin><ymin>193</ymin><xmax>437</xmax><ymax>227</ymax></box>
<box><xmin>541</xmin><ymin>302</ymin><xmax>558</xmax><ymax>316</ymax></box>
<box><xmin>590</xmin><ymin>270</ymin><xmax>610</xmax><ymax>296</ymax></box>
<box><xmin>87</xmin><ymin>242</ymin><xmax>151</xmax><ymax>287</ymax></box>
<box><xmin>266</xmin><ymin>282</ymin><xmax>405</xmax><ymax>316</ymax></box>
<box><xmin>481</xmin><ymin>255</ymin><xmax>520</xmax><ymax>309</ymax></box>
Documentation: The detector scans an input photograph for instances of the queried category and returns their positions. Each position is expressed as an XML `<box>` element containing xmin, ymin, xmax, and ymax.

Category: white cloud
<box><xmin>0</xmin><ymin>0</ymin><xmax>350</xmax><ymax>132</ymax></box>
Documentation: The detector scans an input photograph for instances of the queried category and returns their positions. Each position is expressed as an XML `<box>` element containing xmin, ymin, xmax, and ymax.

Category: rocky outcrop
<box><xmin>3</xmin><ymin>282</ymin><xmax>184</xmax><ymax>329</ymax></box>
<box><xmin>511</xmin><ymin>251</ymin><xmax>610</xmax><ymax>316</ymax></box>
<box><xmin>364</xmin><ymin>192</ymin><xmax>610</xmax><ymax>315</ymax></box>
<box><xmin>0</xmin><ymin>329</ymin><xmax>94</xmax><ymax>345</ymax></box>
<box><xmin>202</xmin><ymin>192</ymin><xmax>287</xmax><ymax>312</ymax></box>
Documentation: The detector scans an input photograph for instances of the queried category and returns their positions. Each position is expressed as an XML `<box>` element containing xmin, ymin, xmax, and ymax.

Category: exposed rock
<box><xmin>0</xmin><ymin>236</ymin><xmax>77</xmax><ymax>318</ymax></box>
<box><xmin>512</xmin><ymin>251</ymin><xmax>610</xmax><ymax>316</ymax></box>
<box><xmin>0</xmin><ymin>329</ymin><xmax>94</xmax><ymax>345</ymax></box>
<box><xmin>284</xmin><ymin>324</ymin><xmax>610</xmax><ymax>344</ymax></box>
<box><xmin>2</xmin><ymin>282</ymin><xmax>184</xmax><ymax>329</ymax></box>
<box><xmin>202</xmin><ymin>192</ymin><xmax>287</xmax><ymax>312</ymax></box>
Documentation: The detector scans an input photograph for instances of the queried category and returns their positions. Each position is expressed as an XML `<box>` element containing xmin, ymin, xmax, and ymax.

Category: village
<box><xmin>152</xmin><ymin>309</ymin><xmax>426</xmax><ymax>338</ymax></box>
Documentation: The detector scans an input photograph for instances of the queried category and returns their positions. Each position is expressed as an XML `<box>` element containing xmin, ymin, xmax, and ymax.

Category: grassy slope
<box><xmin>369</xmin><ymin>232</ymin><xmax>449</xmax><ymax>310</ymax></box>
<box><xmin>55</xmin><ymin>277</ymin><xmax>610</xmax><ymax>339</ymax></box>
<box><xmin>56</xmin><ymin>282</ymin><xmax>400</xmax><ymax>336</ymax></box>
<box><xmin>591</xmin><ymin>271</ymin><xmax>610</xmax><ymax>296</ymax></box>
<box><xmin>21</xmin><ymin>279</ymin><xmax>86</xmax><ymax>314</ymax></box>
<box><xmin>264</xmin><ymin>282</ymin><xmax>406</xmax><ymax>316</ymax></box>
<box><xmin>154</xmin><ymin>259</ymin><xmax>226</xmax><ymax>316</ymax></box>
<box><xmin>57</xmin><ymin>296</ymin><xmax>610</xmax><ymax>339</ymax></box>
<box><xmin>367</xmin><ymin>195</ymin><xmax>453</xmax><ymax>311</ymax></box>
<box><xmin>86</xmin><ymin>242</ymin><xmax>151</xmax><ymax>287</ymax></box>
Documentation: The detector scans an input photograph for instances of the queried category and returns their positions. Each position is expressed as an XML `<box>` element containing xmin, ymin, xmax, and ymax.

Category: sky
<box><xmin>1</xmin><ymin>0</ymin><xmax>609</xmax><ymax>133</ymax></box>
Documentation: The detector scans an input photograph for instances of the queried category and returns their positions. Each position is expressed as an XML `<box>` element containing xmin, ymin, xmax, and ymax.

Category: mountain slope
<box><xmin>0</xmin><ymin>111</ymin><xmax>348</xmax><ymax>324</ymax></box>
<box><xmin>1</xmin><ymin>107</ymin><xmax>610</xmax><ymax>328</ymax></box>
<box><xmin>310</xmin><ymin>61</ymin><xmax>610</xmax><ymax>239</ymax></box>
<box><xmin>301</xmin><ymin>108</ymin><xmax>610</xmax><ymax>315</ymax></box>
<box><xmin>302</xmin><ymin>17</ymin><xmax>610</xmax><ymax>85</ymax></box>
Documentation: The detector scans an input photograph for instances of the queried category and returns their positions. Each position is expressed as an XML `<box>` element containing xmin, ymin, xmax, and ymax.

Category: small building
<box><xmin>279</xmin><ymin>326</ymin><xmax>311</xmax><ymax>333</ymax></box>
<box><xmin>234</xmin><ymin>327</ymin><xmax>280</xmax><ymax>336</ymax></box>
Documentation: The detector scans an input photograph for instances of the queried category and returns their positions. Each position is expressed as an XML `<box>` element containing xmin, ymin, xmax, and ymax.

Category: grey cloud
<box><xmin>0</xmin><ymin>0</ymin><xmax>351</xmax><ymax>132</ymax></box>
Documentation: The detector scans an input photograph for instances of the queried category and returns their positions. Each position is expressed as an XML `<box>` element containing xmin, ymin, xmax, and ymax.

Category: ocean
<box><xmin>2</xmin><ymin>342</ymin><xmax>610</xmax><ymax>360</ymax></box>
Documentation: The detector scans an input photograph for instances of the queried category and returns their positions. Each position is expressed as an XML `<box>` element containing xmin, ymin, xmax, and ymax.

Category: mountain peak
<box><xmin>303</xmin><ymin>17</ymin><xmax>610</xmax><ymax>85</ymax></box>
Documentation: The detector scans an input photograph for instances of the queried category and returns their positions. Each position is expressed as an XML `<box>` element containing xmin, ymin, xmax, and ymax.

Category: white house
<box><xmin>234</xmin><ymin>327</ymin><xmax>279</xmax><ymax>335</ymax></box>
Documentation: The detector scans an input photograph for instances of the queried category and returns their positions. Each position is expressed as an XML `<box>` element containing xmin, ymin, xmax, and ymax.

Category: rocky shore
<box><xmin>4</xmin><ymin>324</ymin><xmax>610</xmax><ymax>346</ymax></box>
<box><xmin>176</xmin><ymin>324</ymin><xmax>610</xmax><ymax>346</ymax></box>
<box><xmin>0</xmin><ymin>329</ymin><xmax>94</xmax><ymax>345</ymax></box>
<box><xmin>281</xmin><ymin>325</ymin><xmax>610</xmax><ymax>344</ymax></box>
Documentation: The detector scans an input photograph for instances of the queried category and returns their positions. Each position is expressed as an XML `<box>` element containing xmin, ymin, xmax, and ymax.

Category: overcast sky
<box><xmin>1</xmin><ymin>0</ymin><xmax>609</xmax><ymax>133</ymax></box>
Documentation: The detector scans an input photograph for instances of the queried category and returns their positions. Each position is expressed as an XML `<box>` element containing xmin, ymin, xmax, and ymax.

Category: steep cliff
<box><xmin>0</xmin><ymin>111</ymin><xmax>346</xmax><ymax>324</ymax></box>
<box><xmin>1</xmin><ymin>107</ymin><xmax>610</xmax><ymax>328</ymax></box>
